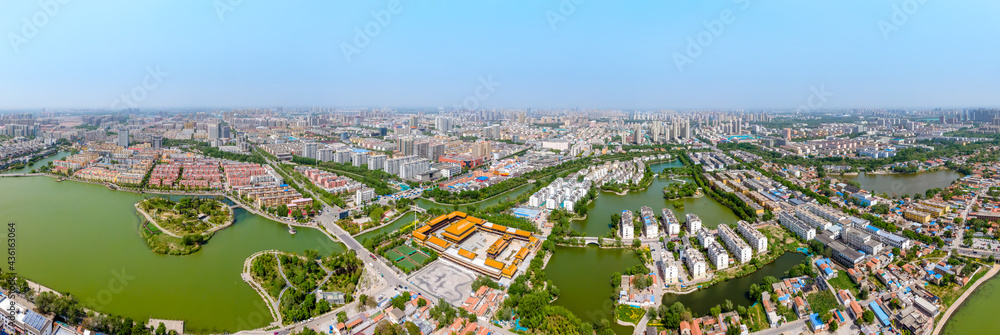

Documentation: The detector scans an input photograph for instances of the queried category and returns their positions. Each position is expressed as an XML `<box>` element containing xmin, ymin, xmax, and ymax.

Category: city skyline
<box><xmin>3</xmin><ymin>0</ymin><xmax>1000</xmax><ymax>110</ymax></box>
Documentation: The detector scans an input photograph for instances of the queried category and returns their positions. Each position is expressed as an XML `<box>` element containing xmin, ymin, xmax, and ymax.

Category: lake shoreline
<box><xmin>933</xmin><ymin>264</ymin><xmax>1000</xmax><ymax>335</ymax></box>
<box><xmin>0</xmin><ymin>175</ymin><xmax>346</xmax><ymax>332</ymax></box>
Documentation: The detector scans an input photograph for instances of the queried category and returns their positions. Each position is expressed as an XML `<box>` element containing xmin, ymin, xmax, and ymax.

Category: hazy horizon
<box><xmin>3</xmin><ymin>0</ymin><xmax>998</xmax><ymax>110</ymax></box>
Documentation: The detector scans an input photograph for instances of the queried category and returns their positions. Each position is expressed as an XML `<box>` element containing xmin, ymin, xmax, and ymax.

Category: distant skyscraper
<box><xmin>208</xmin><ymin>123</ymin><xmax>220</xmax><ymax>140</ymax></box>
<box><xmin>429</xmin><ymin>143</ymin><xmax>445</xmax><ymax>162</ymax></box>
<box><xmin>118</xmin><ymin>128</ymin><xmax>129</xmax><ymax>147</ymax></box>
<box><xmin>472</xmin><ymin>141</ymin><xmax>491</xmax><ymax>158</ymax></box>
<box><xmin>416</xmin><ymin>142</ymin><xmax>430</xmax><ymax>160</ymax></box>
<box><xmin>399</xmin><ymin>137</ymin><xmax>415</xmax><ymax>156</ymax></box>
<box><xmin>783</xmin><ymin>128</ymin><xmax>792</xmax><ymax>140</ymax></box>
<box><xmin>151</xmin><ymin>135</ymin><xmax>162</xmax><ymax>148</ymax></box>
<box><xmin>304</xmin><ymin>142</ymin><xmax>318</xmax><ymax>159</ymax></box>
<box><xmin>435</xmin><ymin>116</ymin><xmax>452</xmax><ymax>133</ymax></box>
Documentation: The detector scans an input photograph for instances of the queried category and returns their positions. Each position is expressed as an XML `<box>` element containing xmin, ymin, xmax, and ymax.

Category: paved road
<box><xmin>748</xmin><ymin>319</ymin><xmax>808</xmax><ymax>335</ymax></box>
<box><xmin>253</xmin><ymin>157</ymin><xmax>439</xmax><ymax>332</ymax></box>
<box><xmin>950</xmin><ymin>189</ymin><xmax>979</xmax><ymax>252</ymax></box>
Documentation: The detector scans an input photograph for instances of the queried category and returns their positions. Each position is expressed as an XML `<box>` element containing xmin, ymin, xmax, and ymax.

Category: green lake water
<box><xmin>942</xmin><ymin>275</ymin><xmax>1000</xmax><ymax>335</ymax></box>
<box><xmin>2</xmin><ymin>151</ymin><xmax>70</xmax><ymax>174</ymax></box>
<box><xmin>660</xmin><ymin>252</ymin><xmax>807</xmax><ymax>315</ymax></box>
<box><xmin>0</xmin><ymin>176</ymin><xmax>344</xmax><ymax>333</ymax></box>
<box><xmin>571</xmin><ymin>160</ymin><xmax>740</xmax><ymax>236</ymax></box>
<box><xmin>546</xmin><ymin>245</ymin><xmax>641</xmax><ymax>335</ymax></box>
<box><xmin>842</xmin><ymin>170</ymin><xmax>962</xmax><ymax>197</ymax></box>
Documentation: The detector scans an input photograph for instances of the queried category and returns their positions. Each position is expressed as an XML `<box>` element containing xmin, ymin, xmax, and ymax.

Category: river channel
<box><xmin>659</xmin><ymin>252</ymin><xmax>807</xmax><ymax>315</ymax></box>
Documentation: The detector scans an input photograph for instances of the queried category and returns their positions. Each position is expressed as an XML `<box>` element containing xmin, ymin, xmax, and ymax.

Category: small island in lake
<box><xmin>136</xmin><ymin>197</ymin><xmax>234</xmax><ymax>255</ymax></box>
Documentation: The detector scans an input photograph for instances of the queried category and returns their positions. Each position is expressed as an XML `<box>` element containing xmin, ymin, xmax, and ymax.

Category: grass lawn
<box><xmin>396</xmin><ymin>259</ymin><xmax>417</xmax><ymax>271</ymax></box>
<box><xmin>827</xmin><ymin>270</ymin><xmax>861</xmax><ymax>296</ymax></box>
<box><xmin>385</xmin><ymin>250</ymin><xmax>404</xmax><ymax>261</ymax></box>
<box><xmin>746</xmin><ymin>304</ymin><xmax>769</xmax><ymax>331</ymax></box>
<box><xmin>396</xmin><ymin>244</ymin><xmax>416</xmax><ymax>255</ymax></box>
<box><xmin>616</xmin><ymin>305</ymin><xmax>645</xmax><ymax>324</ymax></box>
<box><xmin>806</xmin><ymin>290</ymin><xmax>840</xmax><ymax>315</ymax></box>
<box><xmin>409</xmin><ymin>251</ymin><xmax>430</xmax><ymax>264</ymax></box>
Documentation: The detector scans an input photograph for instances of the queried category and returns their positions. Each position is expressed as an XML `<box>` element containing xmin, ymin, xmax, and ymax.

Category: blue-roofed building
<box><xmin>513</xmin><ymin>207</ymin><xmax>541</xmax><ymax>220</ymax></box>
<box><xmin>809</xmin><ymin>313</ymin><xmax>827</xmax><ymax>332</ymax></box>
<box><xmin>868</xmin><ymin>301</ymin><xmax>891</xmax><ymax>327</ymax></box>
<box><xmin>815</xmin><ymin>258</ymin><xmax>837</xmax><ymax>279</ymax></box>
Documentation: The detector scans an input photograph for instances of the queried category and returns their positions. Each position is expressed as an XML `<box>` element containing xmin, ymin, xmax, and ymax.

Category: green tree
<box><xmin>862</xmin><ymin>310</ymin><xmax>875</xmax><ymax>324</ymax></box>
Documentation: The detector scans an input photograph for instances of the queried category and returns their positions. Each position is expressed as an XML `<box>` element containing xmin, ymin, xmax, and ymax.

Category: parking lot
<box><xmin>971</xmin><ymin>238</ymin><xmax>1000</xmax><ymax>251</ymax></box>
<box><xmin>409</xmin><ymin>260</ymin><xmax>476</xmax><ymax>306</ymax></box>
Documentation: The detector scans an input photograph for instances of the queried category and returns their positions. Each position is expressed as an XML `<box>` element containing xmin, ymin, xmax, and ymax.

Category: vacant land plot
<box><xmin>827</xmin><ymin>270</ymin><xmax>861</xmax><ymax>296</ymax></box>
<box><xmin>409</xmin><ymin>261</ymin><xmax>475</xmax><ymax>305</ymax></box>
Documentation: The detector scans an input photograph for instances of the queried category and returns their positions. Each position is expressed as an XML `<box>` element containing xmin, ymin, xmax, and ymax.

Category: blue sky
<box><xmin>1</xmin><ymin>0</ymin><xmax>998</xmax><ymax>110</ymax></box>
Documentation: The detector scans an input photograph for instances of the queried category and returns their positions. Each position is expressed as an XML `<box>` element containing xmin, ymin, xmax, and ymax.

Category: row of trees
<box><xmin>33</xmin><ymin>291</ymin><xmax>178</xmax><ymax>335</ymax></box>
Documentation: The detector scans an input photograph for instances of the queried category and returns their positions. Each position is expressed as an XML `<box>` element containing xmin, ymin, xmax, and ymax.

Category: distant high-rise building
<box><xmin>151</xmin><ymin>135</ymin><xmax>162</xmax><ymax>148</ymax></box>
<box><xmin>118</xmin><ymin>128</ymin><xmax>129</xmax><ymax>147</ymax></box>
<box><xmin>221</xmin><ymin>125</ymin><xmax>231</xmax><ymax>139</ymax></box>
<box><xmin>208</xmin><ymin>123</ymin><xmax>220</xmax><ymax>140</ymax></box>
<box><xmin>409</xmin><ymin>115</ymin><xmax>418</xmax><ymax>127</ymax></box>
<box><xmin>472</xmin><ymin>141</ymin><xmax>491</xmax><ymax>158</ymax></box>
<box><xmin>435</xmin><ymin>116</ymin><xmax>452</xmax><ymax>133</ymax></box>
<box><xmin>429</xmin><ymin>143</ymin><xmax>445</xmax><ymax>162</ymax></box>
<box><xmin>304</xmin><ymin>142</ymin><xmax>318</xmax><ymax>159</ymax></box>
<box><xmin>399</xmin><ymin>137</ymin><xmax>415</xmax><ymax>156</ymax></box>
<box><xmin>783</xmin><ymin>128</ymin><xmax>792</xmax><ymax>140</ymax></box>
<box><xmin>367</xmin><ymin>155</ymin><xmax>386</xmax><ymax>170</ymax></box>
<box><xmin>415</xmin><ymin>142</ymin><xmax>430</xmax><ymax>160</ymax></box>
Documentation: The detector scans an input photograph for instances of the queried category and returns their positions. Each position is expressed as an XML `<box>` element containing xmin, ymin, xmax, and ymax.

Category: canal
<box><xmin>414</xmin><ymin>182</ymin><xmax>536</xmax><ymax>211</ymax></box>
<box><xmin>942</xmin><ymin>275</ymin><xmax>1000</xmax><ymax>335</ymax></box>
<box><xmin>0</xmin><ymin>176</ymin><xmax>344</xmax><ymax>333</ymax></box>
<box><xmin>546</xmin><ymin>245</ymin><xmax>641</xmax><ymax>335</ymax></box>
<box><xmin>842</xmin><ymin>169</ymin><xmax>962</xmax><ymax>197</ymax></box>
<box><xmin>571</xmin><ymin>160</ymin><xmax>740</xmax><ymax>236</ymax></box>
<box><xmin>660</xmin><ymin>252</ymin><xmax>807</xmax><ymax>315</ymax></box>
<box><xmin>1</xmin><ymin>150</ymin><xmax>70</xmax><ymax>174</ymax></box>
